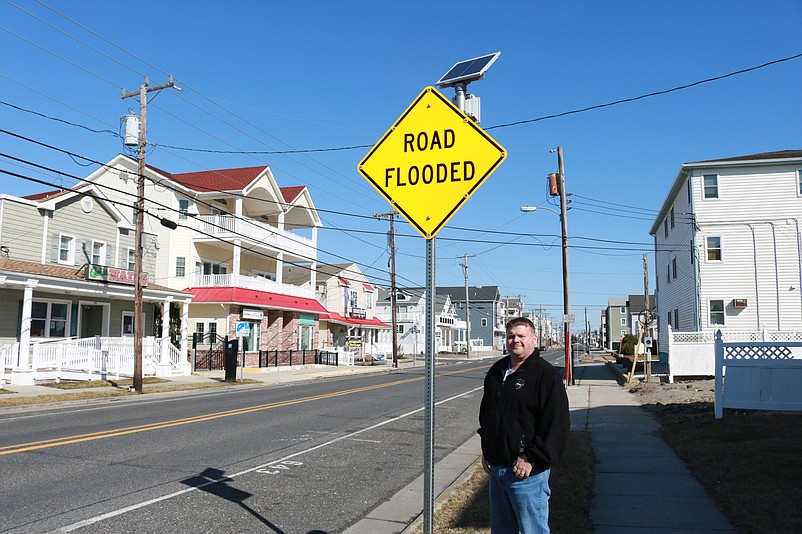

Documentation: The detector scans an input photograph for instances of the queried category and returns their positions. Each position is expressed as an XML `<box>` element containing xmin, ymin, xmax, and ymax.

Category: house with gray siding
<box><xmin>650</xmin><ymin>150</ymin><xmax>802</xmax><ymax>359</ymax></box>
<box><xmin>438</xmin><ymin>286</ymin><xmax>504</xmax><ymax>350</ymax></box>
<box><xmin>0</xmin><ymin>186</ymin><xmax>189</xmax><ymax>384</ymax></box>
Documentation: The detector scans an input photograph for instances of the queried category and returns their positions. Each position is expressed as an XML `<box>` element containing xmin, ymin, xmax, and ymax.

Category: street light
<box><xmin>520</xmin><ymin>148</ymin><xmax>572</xmax><ymax>387</ymax></box>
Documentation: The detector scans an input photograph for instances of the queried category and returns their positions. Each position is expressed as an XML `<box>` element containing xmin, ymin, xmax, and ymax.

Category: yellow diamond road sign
<box><xmin>358</xmin><ymin>86</ymin><xmax>506</xmax><ymax>239</ymax></box>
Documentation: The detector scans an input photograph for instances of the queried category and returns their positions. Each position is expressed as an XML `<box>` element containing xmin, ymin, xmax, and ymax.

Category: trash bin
<box><xmin>225</xmin><ymin>339</ymin><xmax>238</xmax><ymax>382</ymax></box>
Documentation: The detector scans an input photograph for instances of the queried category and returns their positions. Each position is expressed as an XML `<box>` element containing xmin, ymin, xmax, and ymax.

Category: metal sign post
<box><xmin>423</xmin><ymin>237</ymin><xmax>436</xmax><ymax>534</ymax></box>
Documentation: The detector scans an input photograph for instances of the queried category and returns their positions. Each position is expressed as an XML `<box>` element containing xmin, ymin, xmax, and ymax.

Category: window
<box><xmin>674</xmin><ymin>308</ymin><xmax>679</xmax><ymax>329</ymax></box>
<box><xmin>687</xmin><ymin>178</ymin><xmax>692</xmax><ymax>204</ymax></box>
<box><xmin>707</xmin><ymin>236</ymin><xmax>722</xmax><ymax>261</ymax></box>
<box><xmin>620</xmin><ymin>330</ymin><xmax>627</xmax><ymax>337</ymax></box>
<box><xmin>670</xmin><ymin>207</ymin><xmax>675</xmax><ymax>229</ymax></box>
<box><xmin>620</xmin><ymin>306</ymin><xmax>626</xmax><ymax>313</ymax></box>
<box><xmin>350</xmin><ymin>290</ymin><xmax>358</xmax><ymax>308</ymax></box>
<box><xmin>703</xmin><ymin>174</ymin><xmax>718</xmax><ymax>199</ymax></box>
<box><xmin>667</xmin><ymin>311</ymin><xmax>672</xmax><ymax>328</ymax></box>
<box><xmin>664</xmin><ymin>220</ymin><xmax>668</xmax><ymax>238</ymax></box>
<box><xmin>366</xmin><ymin>292</ymin><xmax>373</xmax><ymax>309</ymax></box>
<box><xmin>176</xmin><ymin>257</ymin><xmax>186</xmax><ymax>277</ymax></box>
<box><xmin>690</xmin><ymin>240</ymin><xmax>694</xmax><ymax>264</ymax></box>
<box><xmin>126</xmin><ymin>247</ymin><xmax>135</xmax><ymax>270</ymax></box>
<box><xmin>58</xmin><ymin>234</ymin><xmax>75</xmax><ymax>265</ymax></box>
<box><xmin>397</xmin><ymin>324</ymin><xmax>405</xmax><ymax>334</ymax></box>
<box><xmin>197</xmin><ymin>260</ymin><xmax>227</xmax><ymax>275</ymax></box>
<box><xmin>481</xmin><ymin>318</ymin><xmax>488</xmax><ymax>327</ymax></box>
<box><xmin>208</xmin><ymin>322</ymin><xmax>218</xmax><ymax>341</ymax></box>
<box><xmin>672</xmin><ymin>257</ymin><xmax>677</xmax><ymax>279</ymax></box>
<box><xmin>178</xmin><ymin>199</ymin><xmax>189</xmax><ymax>220</ymax></box>
<box><xmin>667</xmin><ymin>264</ymin><xmax>671</xmax><ymax>284</ymax></box>
<box><xmin>91</xmin><ymin>241</ymin><xmax>107</xmax><ymax>266</ymax></box>
<box><xmin>31</xmin><ymin>301</ymin><xmax>69</xmax><ymax>338</ymax></box>
<box><xmin>710</xmin><ymin>300</ymin><xmax>725</xmax><ymax>325</ymax></box>
<box><xmin>122</xmin><ymin>311</ymin><xmax>135</xmax><ymax>336</ymax></box>
<box><xmin>195</xmin><ymin>322</ymin><xmax>205</xmax><ymax>342</ymax></box>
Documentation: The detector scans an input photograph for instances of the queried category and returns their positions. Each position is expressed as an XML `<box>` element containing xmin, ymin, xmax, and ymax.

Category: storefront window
<box><xmin>30</xmin><ymin>301</ymin><xmax>69</xmax><ymax>338</ymax></box>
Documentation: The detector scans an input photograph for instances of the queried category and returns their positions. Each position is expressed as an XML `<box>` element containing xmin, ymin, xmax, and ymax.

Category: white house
<box><xmin>375</xmin><ymin>287</ymin><xmax>465</xmax><ymax>356</ymax></box>
<box><xmin>650</xmin><ymin>150</ymin><xmax>802</xmax><ymax>360</ymax></box>
<box><xmin>79</xmin><ymin>155</ymin><xmax>327</xmax><ymax>365</ymax></box>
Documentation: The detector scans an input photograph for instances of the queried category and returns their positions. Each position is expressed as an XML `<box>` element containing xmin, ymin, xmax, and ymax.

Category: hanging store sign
<box><xmin>85</xmin><ymin>264</ymin><xmax>148</xmax><ymax>287</ymax></box>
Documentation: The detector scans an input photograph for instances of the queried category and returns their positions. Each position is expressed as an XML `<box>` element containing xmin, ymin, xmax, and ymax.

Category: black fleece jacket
<box><xmin>478</xmin><ymin>352</ymin><xmax>570</xmax><ymax>469</ymax></box>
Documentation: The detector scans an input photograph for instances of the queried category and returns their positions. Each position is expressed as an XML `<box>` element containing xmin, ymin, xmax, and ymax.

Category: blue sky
<box><xmin>2</xmin><ymin>1</ymin><xmax>801</xmax><ymax>332</ymax></box>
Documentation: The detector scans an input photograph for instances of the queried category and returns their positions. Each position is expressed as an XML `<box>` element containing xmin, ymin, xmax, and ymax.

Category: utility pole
<box><xmin>374</xmin><ymin>211</ymin><xmax>398</xmax><ymax>367</ymax></box>
<box><xmin>643</xmin><ymin>253</ymin><xmax>651</xmax><ymax>382</ymax></box>
<box><xmin>538</xmin><ymin>305</ymin><xmax>543</xmax><ymax>348</ymax></box>
<box><xmin>552</xmin><ymin>146</ymin><xmax>572</xmax><ymax>386</ymax></box>
<box><xmin>458</xmin><ymin>254</ymin><xmax>474</xmax><ymax>358</ymax></box>
<box><xmin>121</xmin><ymin>76</ymin><xmax>178</xmax><ymax>393</ymax></box>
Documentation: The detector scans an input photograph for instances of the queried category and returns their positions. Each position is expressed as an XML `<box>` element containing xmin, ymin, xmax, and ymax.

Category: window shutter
<box><xmin>50</xmin><ymin>234</ymin><xmax>59</xmax><ymax>263</ymax></box>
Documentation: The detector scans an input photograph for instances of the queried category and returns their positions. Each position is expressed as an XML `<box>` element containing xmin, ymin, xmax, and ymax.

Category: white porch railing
<box><xmin>190</xmin><ymin>273</ymin><xmax>313</xmax><ymax>299</ymax></box>
<box><xmin>667</xmin><ymin>325</ymin><xmax>802</xmax><ymax>383</ymax></box>
<box><xmin>0</xmin><ymin>336</ymin><xmax>190</xmax><ymax>383</ymax></box>
<box><xmin>194</xmin><ymin>214</ymin><xmax>315</xmax><ymax>260</ymax></box>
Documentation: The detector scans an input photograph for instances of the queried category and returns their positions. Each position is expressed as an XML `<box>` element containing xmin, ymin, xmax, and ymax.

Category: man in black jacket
<box><xmin>478</xmin><ymin>317</ymin><xmax>570</xmax><ymax>533</ymax></box>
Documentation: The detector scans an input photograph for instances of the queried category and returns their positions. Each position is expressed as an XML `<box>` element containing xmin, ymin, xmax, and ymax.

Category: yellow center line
<box><xmin>1</xmin><ymin>364</ymin><xmax>487</xmax><ymax>456</ymax></box>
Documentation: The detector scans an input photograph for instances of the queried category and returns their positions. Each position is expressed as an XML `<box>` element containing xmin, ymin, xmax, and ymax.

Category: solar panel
<box><xmin>436</xmin><ymin>52</ymin><xmax>501</xmax><ymax>88</ymax></box>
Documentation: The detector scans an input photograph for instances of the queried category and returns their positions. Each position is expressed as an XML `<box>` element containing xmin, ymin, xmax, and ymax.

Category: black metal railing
<box><xmin>193</xmin><ymin>333</ymin><xmax>228</xmax><ymax>371</ymax></box>
<box><xmin>258</xmin><ymin>349</ymin><xmax>338</xmax><ymax>368</ymax></box>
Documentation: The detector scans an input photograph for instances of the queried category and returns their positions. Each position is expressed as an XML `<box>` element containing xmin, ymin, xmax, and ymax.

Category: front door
<box><xmin>80</xmin><ymin>305</ymin><xmax>105</xmax><ymax>337</ymax></box>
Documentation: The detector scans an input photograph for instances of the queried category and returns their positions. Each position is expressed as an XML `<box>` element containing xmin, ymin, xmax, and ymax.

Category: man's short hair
<box><xmin>506</xmin><ymin>316</ymin><xmax>536</xmax><ymax>335</ymax></box>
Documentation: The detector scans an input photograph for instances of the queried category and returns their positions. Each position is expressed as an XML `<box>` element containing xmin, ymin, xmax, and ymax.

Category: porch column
<box><xmin>180</xmin><ymin>298</ymin><xmax>191</xmax><ymax>374</ymax></box>
<box><xmin>275</xmin><ymin>251</ymin><xmax>284</xmax><ymax>285</ymax></box>
<box><xmin>232</xmin><ymin>239</ymin><xmax>241</xmax><ymax>279</ymax></box>
<box><xmin>12</xmin><ymin>279</ymin><xmax>38</xmax><ymax>385</ymax></box>
<box><xmin>156</xmin><ymin>297</ymin><xmax>173</xmax><ymax>377</ymax></box>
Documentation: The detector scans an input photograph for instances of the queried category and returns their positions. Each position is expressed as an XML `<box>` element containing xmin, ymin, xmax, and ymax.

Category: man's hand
<box><xmin>481</xmin><ymin>456</ymin><xmax>490</xmax><ymax>474</ymax></box>
<box><xmin>512</xmin><ymin>456</ymin><xmax>533</xmax><ymax>479</ymax></box>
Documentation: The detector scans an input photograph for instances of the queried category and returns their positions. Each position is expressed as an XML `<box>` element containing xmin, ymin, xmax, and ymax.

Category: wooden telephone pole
<box><xmin>121</xmin><ymin>76</ymin><xmax>178</xmax><ymax>392</ymax></box>
<box><xmin>374</xmin><ymin>211</ymin><xmax>398</xmax><ymax>367</ymax></box>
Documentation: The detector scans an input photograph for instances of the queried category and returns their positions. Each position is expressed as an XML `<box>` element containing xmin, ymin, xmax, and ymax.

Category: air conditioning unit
<box><xmin>733</xmin><ymin>299</ymin><xmax>748</xmax><ymax>309</ymax></box>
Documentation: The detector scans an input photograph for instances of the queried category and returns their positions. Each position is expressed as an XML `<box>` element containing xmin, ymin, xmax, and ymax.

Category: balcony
<box><xmin>190</xmin><ymin>273</ymin><xmax>313</xmax><ymax>299</ymax></box>
<box><xmin>193</xmin><ymin>214</ymin><xmax>315</xmax><ymax>260</ymax></box>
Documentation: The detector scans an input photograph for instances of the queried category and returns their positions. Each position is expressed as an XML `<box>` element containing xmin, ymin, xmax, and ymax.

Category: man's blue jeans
<box><xmin>488</xmin><ymin>465</ymin><xmax>551</xmax><ymax>533</ymax></box>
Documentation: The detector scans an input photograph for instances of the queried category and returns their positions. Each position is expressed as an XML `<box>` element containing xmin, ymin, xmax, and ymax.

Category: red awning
<box><xmin>363</xmin><ymin>283</ymin><xmax>375</xmax><ymax>292</ymax></box>
<box><xmin>338</xmin><ymin>277</ymin><xmax>350</xmax><ymax>286</ymax></box>
<box><xmin>184</xmin><ymin>287</ymin><xmax>327</xmax><ymax>314</ymax></box>
<box><xmin>319</xmin><ymin>311</ymin><xmax>389</xmax><ymax>328</ymax></box>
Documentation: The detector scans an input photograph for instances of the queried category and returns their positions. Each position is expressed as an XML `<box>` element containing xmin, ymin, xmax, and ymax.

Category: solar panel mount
<box><xmin>436</xmin><ymin>52</ymin><xmax>501</xmax><ymax>88</ymax></box>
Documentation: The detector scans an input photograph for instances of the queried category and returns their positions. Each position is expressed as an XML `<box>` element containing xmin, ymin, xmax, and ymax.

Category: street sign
<box><xmin>358</xmin><ymin>86</ymin><xmax>506</xmax><ymax>239</ymax></box>
<box><xmin>235</xmin><ymin>321</ymin><xmax>250</xmax><ymax>338</ymax></box>
<box><xmin>563</xmin><ymin>313</ymin><xmax>575</xmax><ymax>324</ymax></box>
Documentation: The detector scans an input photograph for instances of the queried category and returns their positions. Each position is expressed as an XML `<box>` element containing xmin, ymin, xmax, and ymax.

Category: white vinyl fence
<box><xmin>667</xmin><ymin>325</ymin><xmax>802</xmax><ymax>383</ymax></box>
<box><xmin>714</xmin><ymin>330</ymin><xmax>802</xmax><ymax>419</ymax></box>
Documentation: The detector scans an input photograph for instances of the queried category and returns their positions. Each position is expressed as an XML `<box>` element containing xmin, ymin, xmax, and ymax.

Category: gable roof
<box><xmin>281</xmin><ymin>186</ymin><xmax>306</xmax><ymax>203</ymax></box>
<box><xmin>689</xmin><ymin>150</ymin><xmax>802</xmax><ymax>164</ymax></box>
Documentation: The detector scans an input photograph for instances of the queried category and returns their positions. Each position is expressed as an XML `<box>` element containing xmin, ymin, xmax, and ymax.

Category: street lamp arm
<box><xmin>520</xmin><ymin>205</ymin><xmax>560</xmax><ymax>216</ymax></box>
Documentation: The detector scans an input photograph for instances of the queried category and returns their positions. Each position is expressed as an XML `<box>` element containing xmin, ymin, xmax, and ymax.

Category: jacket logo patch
<box><xmin>515</xmin><ymin>378</ymin><xmax>525</xmax><ymax>390</ymax></box>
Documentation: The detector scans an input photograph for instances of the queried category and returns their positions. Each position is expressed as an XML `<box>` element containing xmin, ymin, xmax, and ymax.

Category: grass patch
<box><xmin>0</xmin><ymin>379</ymin><xmax>261</xmax><ymax>408</ymax></box>
<box><xmin>413</xmin><ymin>431</ymin><xmax>593</xmax><ymax>534</ymax></box>
<box><xmin>646</xmin><ymin>405</ymin><xmax>802</xmax><ymax>534</ymax></box>
<box><xmin>41</xmin><ymin>377</ymin><xmax>170</xmax><ymax>389</ymax></box>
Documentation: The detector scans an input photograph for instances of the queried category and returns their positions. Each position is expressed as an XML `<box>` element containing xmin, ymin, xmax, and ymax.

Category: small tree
<box><xmin>620</xmin><ymin>334</ymin><xmax>638</xmax><ymax>356</ymax></box>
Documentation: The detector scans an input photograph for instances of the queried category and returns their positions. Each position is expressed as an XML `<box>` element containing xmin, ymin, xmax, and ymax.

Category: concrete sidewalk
<box><xmin>573</xmin><ymin>361</ymin><xmax>735</xmax><ymax>533</ymax></box>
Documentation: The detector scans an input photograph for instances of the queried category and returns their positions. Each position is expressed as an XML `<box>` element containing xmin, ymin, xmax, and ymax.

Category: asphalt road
<box><xmin>0</xmin><ymin>360</ymin><xmax>492</xmax><ymax>534</ymax></box>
